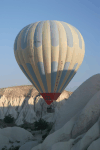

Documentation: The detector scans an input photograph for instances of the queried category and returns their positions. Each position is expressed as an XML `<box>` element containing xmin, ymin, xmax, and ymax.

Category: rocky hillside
<box><xmin>0</xmin><ymin>85</ymin><xmax>72</xmax><ymax>99</ymax></box>
<box><xmin>0</xmin><ymin>85</ymin><xmax>72</xmax><ymax>126</ymax></box>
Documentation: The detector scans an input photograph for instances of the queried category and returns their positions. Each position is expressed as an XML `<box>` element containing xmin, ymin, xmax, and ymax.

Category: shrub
<box><xmin>9</xmin><ymin>146</ymin><xmax>20</xmax><ymax>150</ymax></box>
<box><xmin>3</xmin><ymin>114</ymin><xmax>14</xmax><ymax>123</ymax></box>
<box><xmin>2</xmin><ymin>145</ymin><xmax>20</xmax><ymax>150</ymax></box>
<box><xmin>34</xmin><ymin>118</ymin><xmax>49</xmax><ymax>131</ymax></box>
<box><xmin>42</xmin><ymin>122</ymin><xmax>54</xmax><ymax>141</ymax></box>
<box><xmin>19</xmin><ymin>124</ymin><xmax>29</xmax><ymax>129</ymax></box>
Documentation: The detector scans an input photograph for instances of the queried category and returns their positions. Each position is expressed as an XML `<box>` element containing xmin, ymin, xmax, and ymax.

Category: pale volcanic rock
<box><xmin>40</xmin><ymin>112</ymin><xmax>79</xmax><ymax>150</ymax></box>
<box><xmin>19</xmin><ymin>141</ymin><xmax>39</xmax><ymax>150</ymax></box>
<box><xmin>0</xmin><ymin>85</ymin><xmax>72</xmax><ymax>129</ymax></box>
<box><xmin>87</xmin><ymin>138</ymin><xmax>100</xmax><ymax>150</ymax></box>
<box><xmin>71</xmin><ymin>121</ymin><xmax>100</xmax><ymax>150</ymax></box>
<box><xmin>0</xmin><ymin>127</ymin><xmax>35</xmax><ymax>149</ymax></box>
<box><xmin>51</xmin><ymin>139</ymin><xmax>74</xmax><ymax>150</ymax></box>
<box><xmin>24</xmin><ymin>105</ymin><xmax>37</xmax><ymax>123</ymax></box>
<box><xmin>30</xmin><ymin>74</ymin><xmax>100</xmax><ymax>150</ymax></box>
<box><xmin>1</xmin><ymin>74</ymin><xmax>100</xmax><ymax>150</ymax></box>
<box><xmin>51</xmin><ymin>74</ymin><xmax>100</xmax><ymax>132</ymax></box>
<box><xmin>72</xmin><ymin>90</ymin><xmax>100</xmax><ymax>138</ymax></box>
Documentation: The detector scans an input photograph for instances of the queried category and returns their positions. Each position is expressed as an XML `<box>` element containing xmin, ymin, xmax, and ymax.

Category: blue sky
<box><xmin>0</xmin><ymin>0</ymin><xmax>100</xmax><ymax>92</ymax></box>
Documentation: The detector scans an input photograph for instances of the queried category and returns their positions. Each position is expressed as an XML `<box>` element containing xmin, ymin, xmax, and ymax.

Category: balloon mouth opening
<box><xmin>40</xmin><ymin>93</ymin><xmax>61</xmax><ymax>105</ymax></box>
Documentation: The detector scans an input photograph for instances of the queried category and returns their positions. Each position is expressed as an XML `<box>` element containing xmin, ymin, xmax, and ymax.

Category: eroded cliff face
<box><xmin>0</xmin><ymin>85</ymin><xmax>38</xmax><ymax>98</ymax></box>
<box><xmin>0</xmin><ymin>85</ymin><xmax>72</xmax><ymax>125</ymax></box>
<box><xmin>0</xmin><ymin>85</ymin><xmax>72</xmax><ymax>99</ymax></box>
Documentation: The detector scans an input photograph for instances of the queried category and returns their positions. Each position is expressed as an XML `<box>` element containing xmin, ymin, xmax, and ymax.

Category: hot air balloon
<box><xmin>14</xmin><ymin>20</ymin><xmax>85</xmax><ymax>105</ymax></box>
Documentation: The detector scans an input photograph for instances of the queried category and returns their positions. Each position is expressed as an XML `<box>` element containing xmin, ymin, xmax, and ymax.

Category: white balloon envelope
<box><xmin>14</xmin><ymin>20</ymin><xmax>85</xmax><ymax>105</ymax></box>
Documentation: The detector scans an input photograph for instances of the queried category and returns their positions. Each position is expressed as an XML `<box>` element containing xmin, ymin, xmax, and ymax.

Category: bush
<box><xmin>42</xmin><ymin>122</ymin><xmax>54</xmax><ymax>141</ymax></box>
<box><xmin>2</xmin><ymin>145</ymin><xmax>20</xmax><ymax>150</ymax></box>
<box><xmin>19</xmin><ymin>124</ymin><xmax>29</xmax><ymax>129</ymax></box>
<box><xmin>9</xmin><ymin>146</ymin><xmax>20</xmax><ymax>150</ymax></box>
<box><xmin>3</xmin><ymin>114</ymin><xmax>14</xmax><ymax>123</ymax></box>
<box><xmin>34</xmin><ymin>118</ymin><xmax>49</xmax><ymax>131</ymax></box>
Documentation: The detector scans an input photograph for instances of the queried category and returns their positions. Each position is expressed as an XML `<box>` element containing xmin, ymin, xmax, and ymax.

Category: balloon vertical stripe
<box><xmin>70</xmin><ymin>25</ymin><xmax>82</xmax><ymax>49</ymax></box>
<box><xmin>51</xmin><ymin>61</ymin><xmax>58</xmax><ymax>92</ymax></box>
<box><xmin>26</xmin><ymin>63</ymin><xmax>43</xmax><ymax>92</ymax></box>
<box><xmin>50</xmin><ymin>21</ymin><xmax>59</xmax><ymax>92</ymax></box>
<box><xmin>34</xmin><ymin>21</ymin><xmax>44</xmax><ymax>47</ymax></box>
<box><xmin>37</xmin><ymin>62</ymin><xmax>48</xmax><ymax>93</ymax></box>
<box><xmin>59</xmin><ymin>63</ymin><xmax>78</xmax><ymax>93</ymax></box>
<box><xmin>21</xmin><ymin>24</ymin><xmax>33</xmax><ymax>49</ymax></box>
<box><xmin>33</xmin><ymin>21</ymin><xmax>47</xmax><ymax>92</ymax></box>
<box><xmin>49</xmin><ymin>21</ymin><xmax>59</xmax><ymax>47</ymax></box>
<box><xmin>56</xmin><ymin>62</ymin><xmax>70</xmax><ymax>92</ymax></box>
<box><xmin>42</xmin><ymin>21</ymin><xmax>51</xmax><ymax>93</ymax></box>
<box><xmin>60</xmin><ymin>21</ymin><xmax>73</xmax><ymax>47</ymax></box>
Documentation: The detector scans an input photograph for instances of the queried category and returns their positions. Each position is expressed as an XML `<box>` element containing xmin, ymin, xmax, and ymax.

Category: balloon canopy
<box><xmin>14</xmin><ymin>20</ymin><xmax>85</xmax><ymax>105</ymax></box>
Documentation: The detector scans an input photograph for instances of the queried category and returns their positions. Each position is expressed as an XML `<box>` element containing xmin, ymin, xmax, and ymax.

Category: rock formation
<box><xmin>0</xmin><ymin>74</ymin><xmax>100</xmax><ymax>150</ymax></box>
